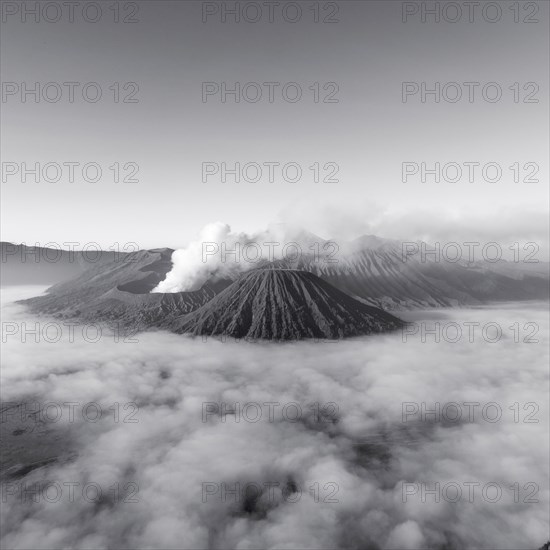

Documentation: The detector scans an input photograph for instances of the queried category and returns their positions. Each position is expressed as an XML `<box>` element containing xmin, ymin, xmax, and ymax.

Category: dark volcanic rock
<box><xmin>173</xmin><ymin>269</ymin><xmax>404</xmax><ymax>340</ymax></box>
<box><xmin>18</xmin><ymin>249</ymin><xmax>231</xmax><ymax>331</ymax></box>
<box><xmin>272</xmin><ymin>238</ymin><xmax>550</xmax><ymax>310</ymax></box>
<box><xmin>16</xmin><ymin>234</ymin><xmax>546</xmax><ymax>339</ymax></box>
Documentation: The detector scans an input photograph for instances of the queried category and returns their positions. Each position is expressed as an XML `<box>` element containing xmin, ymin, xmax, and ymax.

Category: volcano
<box><xmin>172</xmin><ymin>268</ymin><xmax>404</xmax><ymax>340</ymax></box>
<box><xmin>15</xmin><ymin>235</ymin><xmax>548</xmax><ymax>339</ymax></box>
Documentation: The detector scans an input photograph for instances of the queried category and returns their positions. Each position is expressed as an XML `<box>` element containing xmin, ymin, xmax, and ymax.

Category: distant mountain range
<box><xmin>0</xmin><ymin>242</ymin><xmax>120</xmax><ymax>286</ymax></box>
<box><xmin>4</xmin><ymin>234</ymin><xmax>548</xmax><ymax>340</ymax></box>
<box><xmin>273</xmin><ymin>233</ymin><xmax>550</xmax><ymax>308</ymax></box>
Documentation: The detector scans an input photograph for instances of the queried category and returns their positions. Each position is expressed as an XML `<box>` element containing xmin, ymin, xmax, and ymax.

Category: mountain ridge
<box><xmin>173</xmin><ymin>268</ymin><xmax>404</xmax><ymax>340</ymax></box>
<box><xmin>11</xmin><ymin>235</ymin><xmax>549</xmax><ymax>339</ymax></box>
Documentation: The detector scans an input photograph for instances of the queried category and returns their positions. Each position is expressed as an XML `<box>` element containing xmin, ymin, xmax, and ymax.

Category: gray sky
<box><xmin>1</xmin><ymin>0</ymin><xmax>548</xmax><ymax>249</ymax></box>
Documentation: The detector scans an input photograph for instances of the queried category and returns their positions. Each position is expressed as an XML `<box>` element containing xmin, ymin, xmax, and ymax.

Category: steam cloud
<box><xmin>152</xmin><ymin>222</ymin><xmax>326</xmax><ymax>293</ymax></box>
<box><xmin>1</xmin><ymin>287</ymin><xmax>548</xmax><ymax>549</ymax></box>
<box><xmin>153</xmin><ymin>206</ymin><xmax>550</xmax><ymax>293</ymax></box>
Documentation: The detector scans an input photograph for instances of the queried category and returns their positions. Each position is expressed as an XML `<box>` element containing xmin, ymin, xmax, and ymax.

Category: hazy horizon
<box><xmin>1</xmin><ymin>1</ymin><xmax>548</xmax><ymax>249</ymax></box>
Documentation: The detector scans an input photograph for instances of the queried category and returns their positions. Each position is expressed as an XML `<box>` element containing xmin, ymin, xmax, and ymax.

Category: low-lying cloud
<box><xmin>1</xmin><ymin>287</ymin><xmax>548</xmax><ymax>549</ymax></box>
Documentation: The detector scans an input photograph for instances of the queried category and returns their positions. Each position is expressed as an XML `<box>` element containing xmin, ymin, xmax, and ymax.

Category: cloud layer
<box><xmin>1</xmin><ymin>288</ymin><xmax>548</xmax><ymax>549</ymax></box>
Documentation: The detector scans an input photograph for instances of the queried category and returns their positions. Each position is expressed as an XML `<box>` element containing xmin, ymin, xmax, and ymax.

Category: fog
<box><xmin>279</xmin><ymin>202</ymin><xmax>550</xmax><ymax>261</ymax></box>
<box><xmin>1</xmin><ymin>287</ymin><xmax>548</xmax><ymax>549</ymax></box>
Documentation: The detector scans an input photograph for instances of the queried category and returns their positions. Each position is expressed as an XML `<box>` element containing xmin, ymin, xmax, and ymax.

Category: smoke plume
<box><xmin>152</xmin><ymin>222</ymin><xmax>328</xmax><ymax>293</ymax></box>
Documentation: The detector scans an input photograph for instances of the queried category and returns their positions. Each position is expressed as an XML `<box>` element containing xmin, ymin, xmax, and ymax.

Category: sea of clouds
<box><xmin>1</xmin><ymin>286</ymin><xmax>548</xmax><ymax>549</ymax></box>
